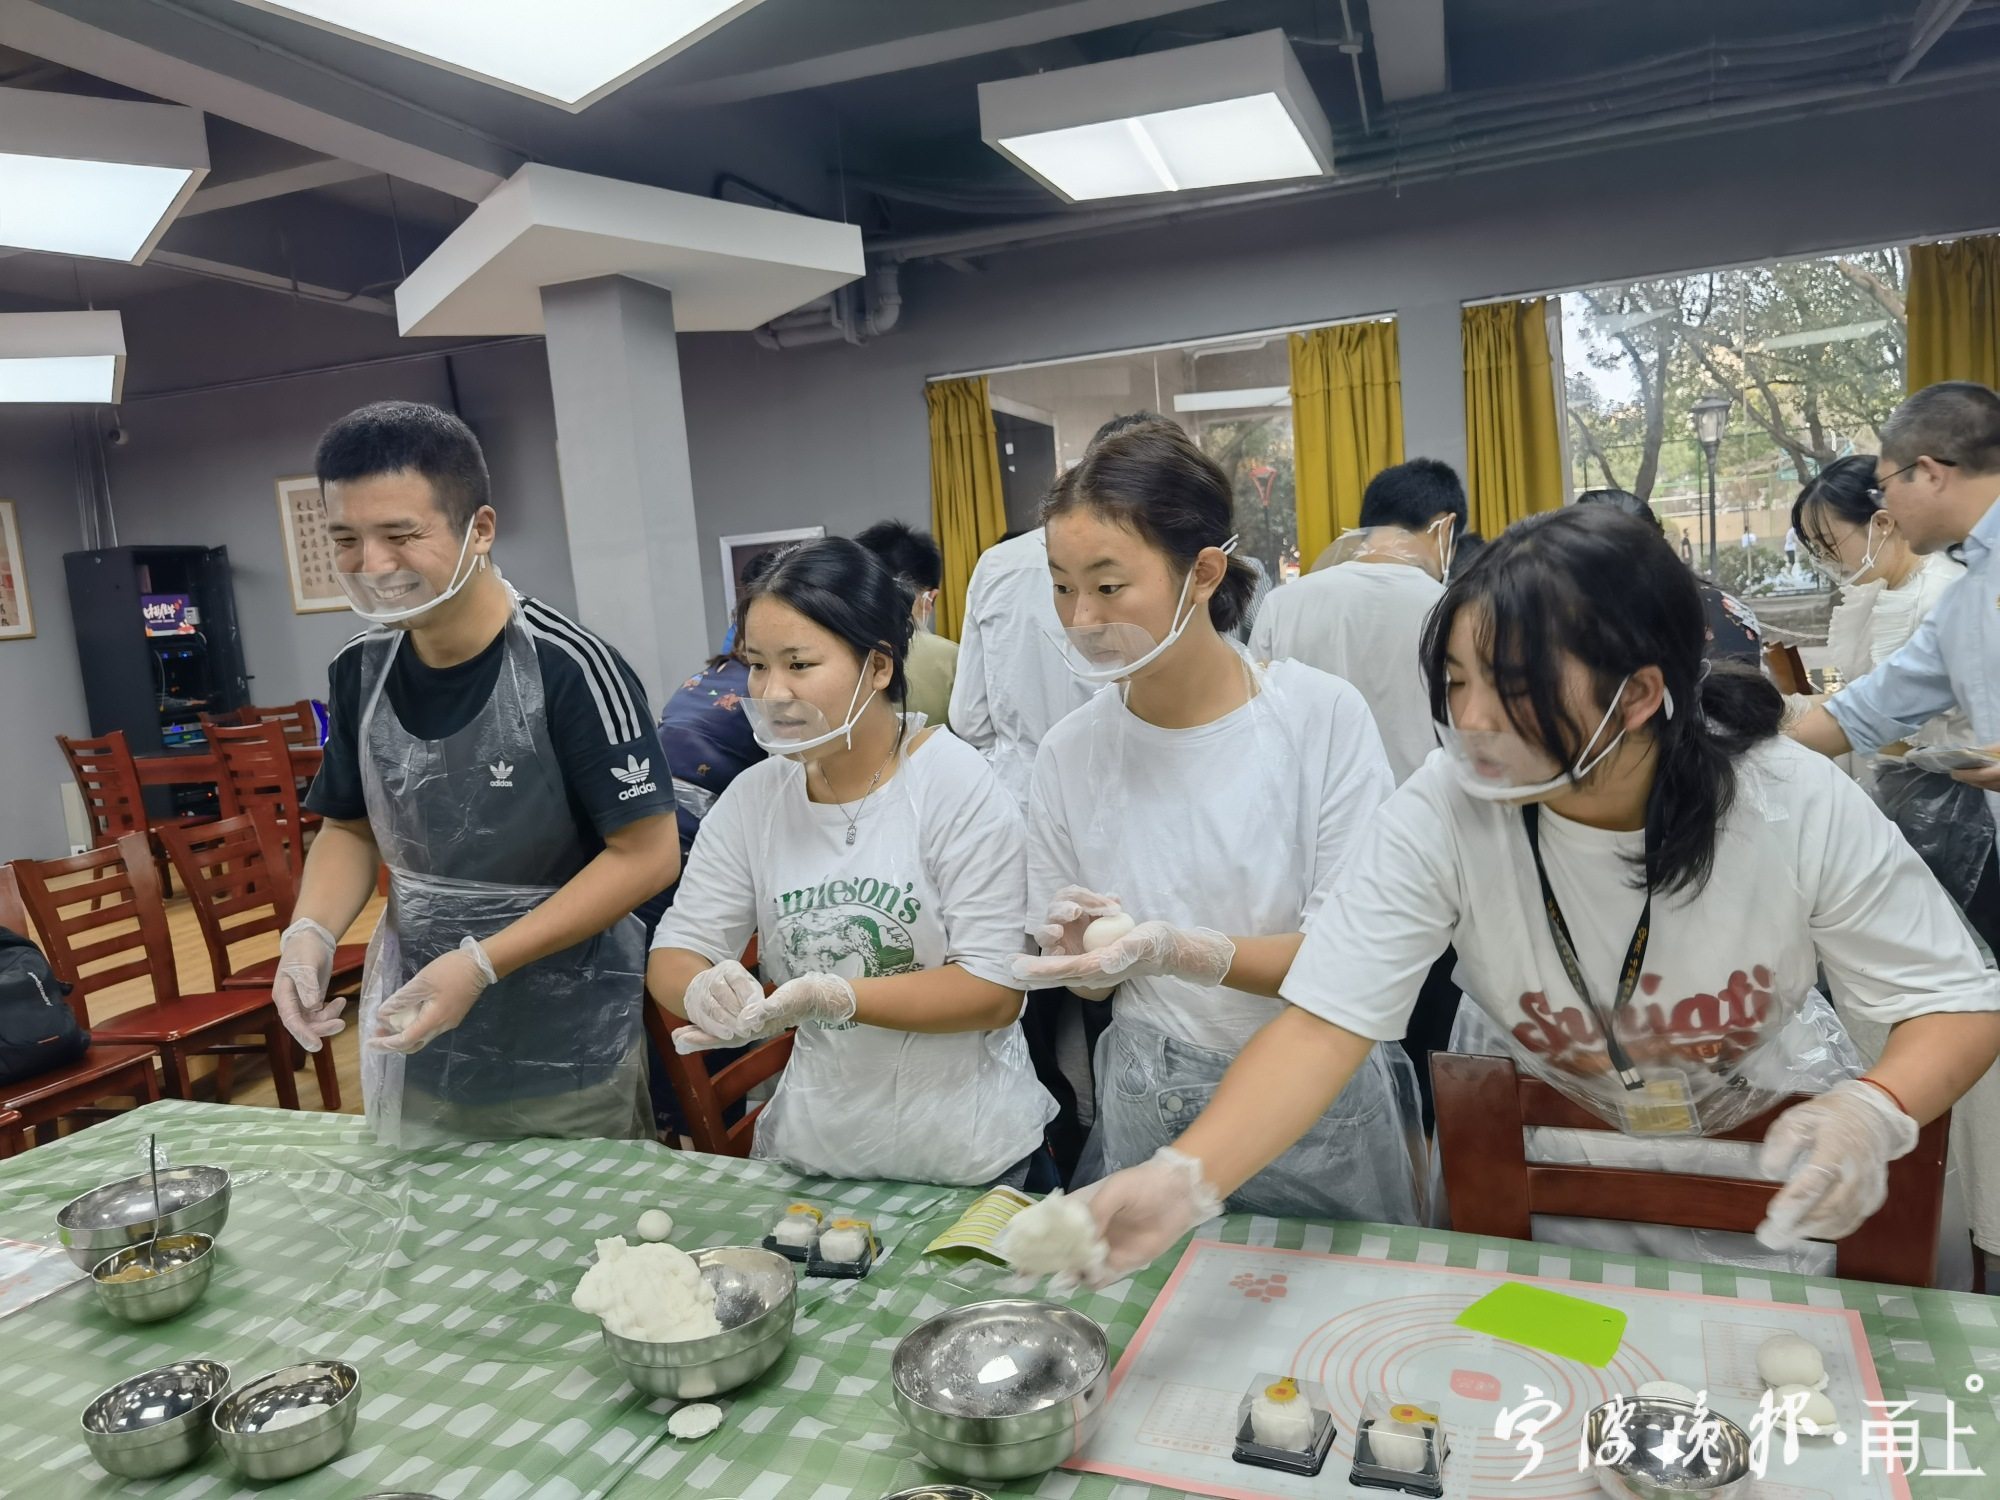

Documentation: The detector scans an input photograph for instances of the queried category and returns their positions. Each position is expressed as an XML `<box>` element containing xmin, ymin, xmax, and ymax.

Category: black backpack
<box><xmin>0</xmin><ymin>926</ymin><xmax>89</xmax><ymax>1086</ymax></box>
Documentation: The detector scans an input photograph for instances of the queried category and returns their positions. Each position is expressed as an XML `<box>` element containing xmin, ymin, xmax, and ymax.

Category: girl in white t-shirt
<box><xmin>1031</xmin><ymin>504</ymin><xmax>2000</xmax><ymax>1283</ymax></box>
<box><xmin>1016</xmin><ymin>420</ymin><xmax>1424</xmax><ymax>1224</ymax></box>
<box><xmin>649</xmin><ymin>539</ymin><xmax>1055</xmax><ymax>1187</ymax></box>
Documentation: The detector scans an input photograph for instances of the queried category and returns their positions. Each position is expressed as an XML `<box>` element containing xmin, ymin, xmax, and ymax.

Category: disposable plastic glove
<box><xmin>1014</xmin><ymin>921</ymin><xmax>1236</xmax><ymax>988</ymax></box>
<box><xmin>274</xmin><ymin>917</ymin><xmax>345</xmax><ymax>1052</ymax></box>
<box><xmin>1029</xmin><ymin>885</ymin><xmax>1122</xmax><ymax>956</ymax></box>
<box><xmin>1755</xmin><ymin>1079</ymin><xmax>1919</xmax><ymax>1248</ymax></box>
<box><xmin>739</xmin><ymin>972</ymin><xmax>858</xmax><ymax>1035</ymax></box>
<box><xmin>369</xmin><ymin>936</ymin><xmax>496</xmax><ymax>1055</ymax></box>
<box><xmin>677</xmin><ymin>959</ymin><xmax>765</xmax><ymax>1043</ymax></box>
<box><xmin>1054</xmin><ymin>1147</ymin><xmax>1224</xmax><ymax>1291</ymax></box>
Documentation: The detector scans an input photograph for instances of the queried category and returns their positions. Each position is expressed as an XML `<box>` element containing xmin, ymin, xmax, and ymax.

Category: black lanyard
<box><xmin>1522</xmin><ymin>805</ymin><xmax>1650</xmax><ymax>1091</ymax></box>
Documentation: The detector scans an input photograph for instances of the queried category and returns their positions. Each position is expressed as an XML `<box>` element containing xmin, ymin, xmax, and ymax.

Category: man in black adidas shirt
<box><xmin>277</xmin><ymin>400</ymin><xmax>679</xmax><ymax>1142</ymax></box>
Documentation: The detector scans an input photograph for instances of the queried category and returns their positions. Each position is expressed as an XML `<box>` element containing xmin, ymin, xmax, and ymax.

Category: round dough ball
<box><xmin>1755</xmin><ymin>1334</ymin><xmax>1826</xmax><ymax>1391</ymax></box>
<box><xmin>1365</xmin><ymin>1419</ymin><xmax>1431</xmax><ymax>1472</ymax></box>
<box><xmin>1637</xmin><ymin>1381</ymin><xmax>1700</xmax><ymax>1405</ymax></box>
<box><xmin>666</xmin><ymin>1402</ymin><xmax>722</xmax><ymax>1440</ymax></box>
<box><xmin>1773</xmin><ymin>1384</ymin><xmax>1838</xmax><ymax>1433</ymax></box>
<box><xmin>635</xmin><ymin>1209</ymin><xmax>674</xmax><ymax>1242</ymax></box>
<box><xmin>1082</xmin><ymin>913</ymin><xmax>1137</xmax><ymax>952</ymax></box>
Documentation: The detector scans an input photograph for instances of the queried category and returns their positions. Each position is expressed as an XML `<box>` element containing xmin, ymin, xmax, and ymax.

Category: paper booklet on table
<box><xmin>923</xmin><ymin>1187</ymin><xmax>1033</xmax><ymax>1261</ymax></box>
<box><xmin>0</xmin><ymin>1238</ymin><xmax>87</xmax><ymax>1319</ymax></box>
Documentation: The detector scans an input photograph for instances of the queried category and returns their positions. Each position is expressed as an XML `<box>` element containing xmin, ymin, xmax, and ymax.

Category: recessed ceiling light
<box><xmin>0</xmin><ymin>313</ymin><xmax>127</xmax><ymax>404</ymax></box>
<box><xmin>0</xmin><ymin>92</ymin><xmax>208</xmax><ymax>263</ymax></box>
<box><xmin>233</xmin><ymin>0</ymin><xmax>768</xmax><ymax>111</ymax></box>
<box><xmin>981</xmin><ymin>30</ymin><xmax>1333</xmax><ymax>203</ymax></box>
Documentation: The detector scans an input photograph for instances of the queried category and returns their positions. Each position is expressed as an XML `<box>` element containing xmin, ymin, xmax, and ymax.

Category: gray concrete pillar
<box><xmin>1397</xmin><ymin>299</ymin><xmax>1469</xmax><ymax>484</ymax></box>
<box><xmin>539</xmin><ymin>275</ymin><xmax>704</xmax><ymax>703</ymax></box>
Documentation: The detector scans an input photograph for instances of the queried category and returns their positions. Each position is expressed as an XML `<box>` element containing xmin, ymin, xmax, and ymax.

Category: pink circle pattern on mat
<box><xmin>1287</xmin><ymin>1292</ymin><xmax>1667</xmax><ymax>1498</ymax></box>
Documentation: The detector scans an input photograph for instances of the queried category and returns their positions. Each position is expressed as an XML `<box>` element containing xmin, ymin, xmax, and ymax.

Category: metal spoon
<box><xmin>144</xmin><ymin>1133</ymin><xmax>163</xmax><ymax>1272</ymax></box>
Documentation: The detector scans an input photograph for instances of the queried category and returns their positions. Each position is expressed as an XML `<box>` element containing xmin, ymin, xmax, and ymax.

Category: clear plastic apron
<box><xmin>356</xmin><ymin>602</ymin><xmax>648</xmax><ymax>1146</ymax></box>
<box><xmin>1089</xmin><ymin>1018</ymin><xmax>1427</xmax><ymax>1224</ymax></box>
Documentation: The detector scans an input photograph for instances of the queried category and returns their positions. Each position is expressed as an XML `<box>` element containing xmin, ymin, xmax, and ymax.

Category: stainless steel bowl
<box><xmin>601</xmin><ymin>1246</ymin><xmax>797</xmax><ymax>1400</ymax></box>
<box><xmin>90</xmin><ymin>1234</ymin><xmax>216</xmax><ymax>1324</ymax></box>
<box><xmin>79</xmin><ymin>1358</ymin><xmax>230</xmax><ymax>1479</ymax></box>
<box><xmin>58</xmin><ymin>1164</ymin><xmax>231</xmax><ymax>1271</ymax></box>
<box><xmin>881</xmin><ymin>1487</ymin><xmax>996</xmax><ymax>1500</ymax></box>
<box><xmin>1587</xmin><ymin>1398</ymin><xmax>1753</xmax><ymax>1499</ymax></box>
<box><xmin>890</xmin><ymin>1299</ymin><xmax>1109</xmax><ymax>1481</ymax></box>
<box><xmin>211</xmin><ymin>1360</ymin><xmax>361</xmax><ymax>1481</ymax></box>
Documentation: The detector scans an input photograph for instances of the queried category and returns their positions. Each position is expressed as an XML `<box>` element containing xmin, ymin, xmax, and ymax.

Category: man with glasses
<box><xmin>1792</xmin><ymin>380</ymin><xmax>2000</xmax><ymax>951</ymax></box>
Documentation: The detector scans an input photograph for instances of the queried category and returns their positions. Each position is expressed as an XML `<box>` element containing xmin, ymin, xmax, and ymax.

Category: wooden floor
<box><xmin>87</xmin><ymin>893</ymin><xmax>384</xmax><ymax>1118</ymax></box>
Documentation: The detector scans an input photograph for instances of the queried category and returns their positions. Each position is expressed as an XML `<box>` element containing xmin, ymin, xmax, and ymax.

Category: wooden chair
<box><xmin>643</xmin><ymin>1002</ymin><xmax>792</xmax><ymax>1158</ymax></box>
<box><xmin>208</xmin><ymin>720</ymin><xmax>320</xmax><ymax>865</ymax></box>
<box><xmin>10</xmin><ymin>834</ymin><xmax>328</xmax><ymax>1110</ymax></box>
<box><xmin>157</xmin><ymin>810</ymin><xmax>359</xmax><ymax>1110</ymax></box>
<box><xmin>240</xmin><ymin>700</ymin><xmax>323</xmax><ymax>752</ymax></box>
<box><xmin>56</xmin><ymin>729</ymin><xmax>209</xmax><ymax>894</ymax></box>
<box><xmin>1431</xmin><ymin>1052</ymin><xmax>1949</xmax><ymax>1288</ymax></box>
<box><xmin>0</xmin><ymin>865</ymin><xmax>162</xmax><ymax>1148</ymax></box>
<box><xmin>1763</xmin><ymin>641</ymin><xmax>1811</xmax><ymax>696</ymax></box>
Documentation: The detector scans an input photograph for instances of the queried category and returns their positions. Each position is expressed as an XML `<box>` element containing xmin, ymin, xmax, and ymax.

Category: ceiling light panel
<box><xmin>981</xmin><ymin>30</ymin><xmax>1333</xmax><ymax>203</ymax></box>
<box><xmin>0</xmin><ymin>92</ymin><xmax>208</xmax><ymax>263</ymax></box>
<box><xmin>0</xmin><ymin>313</ymin><xmax>127</xmax><ymax>404</ymax></box>
<box><xmin>234</xmin><ymin>0</ymin><xmax>768</xmax><ymax>111</ymax></box>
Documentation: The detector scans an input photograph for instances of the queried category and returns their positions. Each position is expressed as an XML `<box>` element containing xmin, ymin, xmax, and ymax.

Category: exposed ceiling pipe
<box><xmin>1335</xmin><ymin>0</ymin><xmax>1370</xmax><ymax>135</ymax></box>
<box><xmin>754</xmin><ymin>263</ymin><xmax>903</xmax><ymax>350</ymax></box>
<box><xmin>872</xmin><ymin>53</ymin><xmax>2000</xmax><ymax>267</ymax></box>
<box><xmin>1890</xmin><ymin>0</ymin><xmax>1975</xmax><ymax>83</ymax></box>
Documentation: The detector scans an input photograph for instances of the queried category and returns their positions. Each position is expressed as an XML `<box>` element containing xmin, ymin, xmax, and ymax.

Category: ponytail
<box><xmin>1644</xmin><ymin>661</ymin><xmax>1781</xmax><ymax>894</ymax></box>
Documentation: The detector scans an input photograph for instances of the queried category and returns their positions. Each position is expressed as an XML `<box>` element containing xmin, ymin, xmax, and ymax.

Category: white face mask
<box><xmin>742</xmin><ymin>664</ymin><xmax>879</xmax><ymax>760</ymax></box>
<box><xmin>1806</xmin><ymin>514</ymin><xmax>1890</xmax><ymax>589</ymax></box>
<box><xmin>337</xmin><ymin>520</ymin><xmax>484</xmax><ymax>625</ymax></box>
<box><xmin>1047</xmin><ymin>535</ymin><xmax>1239</xmax><ymax>684</ymax></box>
<box><xmin>1440</xmin><ymin>672</ymin><xmax>1669</xmax><ymax>803</ymax></box>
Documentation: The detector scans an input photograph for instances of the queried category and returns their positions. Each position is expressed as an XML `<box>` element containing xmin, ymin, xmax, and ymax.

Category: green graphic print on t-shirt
<box><xmin>771</xmin><ymin>873</ymin><xmax>924</xmax><ymax>1030</ymax></box>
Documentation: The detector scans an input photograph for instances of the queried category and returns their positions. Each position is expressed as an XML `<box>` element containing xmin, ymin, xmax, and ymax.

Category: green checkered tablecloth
<box><xmin>3</xmin><ymin>1100</ymin><xmax>1998</xmax><ymax>1498</ymax></box>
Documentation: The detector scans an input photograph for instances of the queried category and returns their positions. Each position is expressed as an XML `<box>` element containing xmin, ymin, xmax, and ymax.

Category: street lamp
<box><xmin>1690</xmin><ymin>392</ymin><xmax>1732</xmax><ymax>572</ymax></box>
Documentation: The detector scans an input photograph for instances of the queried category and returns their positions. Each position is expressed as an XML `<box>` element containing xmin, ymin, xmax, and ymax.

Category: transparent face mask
<box><xmin>1803</xmin><ymin>514</ymin><xmax>1891</xmax><ymax>588</ymax></box>
<box><xmin>336</xmin><ymin>519</ymin><xmax>484</xmax><ymax>625</ymax></box>
<box><xmin>1321</xmin><ymin>518</ymin><xmax>1456</xmax><ymax>581</ymax></box>
<box><xmin>741</xmin><ymin>662</ymin><xmax>879</xmax><ymax>760</ymax></box>
<box><xmin>1046</xmin><ymin>535</ymin><xmax>1238</xmax><ymax>684</ymax></box>
<box><xmin>1439</xmin><ymin>672</ymin><xmax>1670</xmax><ymax>803</ymax></box>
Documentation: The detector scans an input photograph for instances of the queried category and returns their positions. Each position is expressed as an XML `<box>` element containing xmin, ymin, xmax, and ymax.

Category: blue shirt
<box><xmin>1827</xmin><ymin>496</ymin><xmax>2000</xmax><ymax>831</ymax></box>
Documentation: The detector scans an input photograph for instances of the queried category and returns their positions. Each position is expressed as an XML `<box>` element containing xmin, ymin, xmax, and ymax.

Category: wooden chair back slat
<box><xmin>206</xmin><ymin>722</ymin><xmax>304</xmax><ymax>828</ymax></box>
<box><xmin>159</xmin><ymin>811</ymin><xmax>294</xmax><ymax>990</ymax></box>
<box><xmin>242</xmin><ymin>700</ymin><xmax>321</xmax><ymax>751</ymax></box>
<box><xmin>643</xmin><ymin>1001</ymin><xmax>792</xmax><ymax>1157</ymax></box>
<box><xmin>1431</xmin><ymin>1051</ymin><xmax>1949</xmax><ymax>1287</ymax></box>
<box><xmin>9</xmin><ymin>836</ymin><xmax>180</xmax><ymax>1023</ymax></box>
<box><xmin>55</xmin><ymin>731</ymin><xmax>149</xmax><ymax>844</ymax></box>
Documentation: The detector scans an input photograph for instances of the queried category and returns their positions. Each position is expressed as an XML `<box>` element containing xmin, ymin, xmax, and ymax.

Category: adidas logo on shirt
<box><xmin>489</xmin><ymin>761</ymin><xmax>514</xmax><ymax>788</ymax></box>
<box><xmin>612</xmin><ymin>753</ymin><xmax>658</xmax><ymax>800</ymax></box>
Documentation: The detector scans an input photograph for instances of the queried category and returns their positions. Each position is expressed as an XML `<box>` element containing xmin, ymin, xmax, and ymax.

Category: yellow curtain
<box><xmin>1462</xmin><ymin>299</ymin><xmax>1565</xmax><ymax>537</ymax></box>
<box><xmin>1908</xmin><ymin>236</ymin><xmax>2000</xmax><ymax>391</ymax></box>
<box><xmin>1288</xmin><ymin>320</ymin><xmax>1404</xmax><ymax>567</ymax></box>
<box><xmin>925</xmin><ymin>376</ymin><xmax>1007</xmax><ymax>641</ymax></box>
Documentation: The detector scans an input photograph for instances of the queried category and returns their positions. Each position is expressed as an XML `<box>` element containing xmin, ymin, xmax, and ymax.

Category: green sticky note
<box><xmin>1455</xmin><ymin>1282</ymin><xmax>1627</xmax><ymax>1367</ymax></box>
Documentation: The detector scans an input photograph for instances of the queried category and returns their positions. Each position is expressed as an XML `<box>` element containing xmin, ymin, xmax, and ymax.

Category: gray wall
<box><xmin>0</xmin><ymin>413</ymin><xmax>91</xmax><ymax>861</ymax></box>
<box><xmin>0</xmin><ymin>337</ymin><xmax>569</xmax><ymax>861</ymax></box>
<box><xmin>673</xmin><ymin>87</ymin><xmax>2000</xmax><ymax>650</ymax></box>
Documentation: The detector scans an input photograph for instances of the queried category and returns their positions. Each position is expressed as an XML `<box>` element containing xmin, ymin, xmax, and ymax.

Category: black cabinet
<box><xmin>64</xmin><ymin>545</ymin><xmax>250</xmax><ymax>817</ymax></box>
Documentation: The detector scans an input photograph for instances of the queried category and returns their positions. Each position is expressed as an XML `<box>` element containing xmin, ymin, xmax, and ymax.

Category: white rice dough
<box><xmin>1248</xmin><ymin>1380</ymin><xmax>1315</xmax><ymax>1450</ymax></box>
<box><xmin>818</xmin><ymin>1220</ymin><xmax>872</xmax><ymax>1264</ymax></box>
<box><xmin>571</xmin><ymin>1236</ymin><xmax>721</xmax><ymax>1342</ymax></box>
<box><xmin>635</xmin><ymin>1209</ymin><xmax>674</xmax><ymax>1242</ymax></box>
<box><xmin>1755</xmin><ymin>1334</ymin><xmax>1827</xmax><ymax>1391</ymax></box>
<box><xmin>1772</xmin><ymin>1384</ymin><xmax>1839</xmax><ymax>1434</ymax></box>
<box><xmin>1364</xmin><ymin>1419</ymin><xmax>1432</xmax><ymax>1472</ymax></box>
<box><xmin>771</xmin><ymin>1205</ymin><xmax>823</xmax><ymax>1247</ymax></box>
<box><xmin>1082</xmin><ymin>913</ymin><xmax>1137</xmax><ymax>952</ymax></box>
<box><xmin>666</xmin><ymin>1402</ymin><xmax>723</xmax><ymax>1440</ymax></box>
<box><xmin>999</xmin><ymin>1191</ymin><xmax>1106</xmax><ymax>1281</ymax></box>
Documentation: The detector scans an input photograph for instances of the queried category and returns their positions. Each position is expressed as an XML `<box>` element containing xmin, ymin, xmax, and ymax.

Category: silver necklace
<box><xmin>818</xmin><ymin>741</ymin><xmax>898</xmax><ymax>845</ymax></box>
